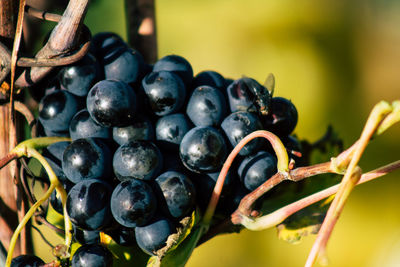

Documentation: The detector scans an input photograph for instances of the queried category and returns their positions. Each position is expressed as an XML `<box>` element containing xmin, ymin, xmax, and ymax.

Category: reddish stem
<box><xmin>203</xmin><ymin>130</ymin><xmax>288</xmax><ymax>225</ymax></box>
<box><xmin>232</xmin><ymin>161</ymin><xmax>334</xmax><ymax>223</ymax></box>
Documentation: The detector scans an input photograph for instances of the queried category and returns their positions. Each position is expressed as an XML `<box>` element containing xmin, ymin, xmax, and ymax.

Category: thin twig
<box><xmin>15</xmin><ymin>0</ymin><xmax>90</xmax><ymax>88</ymax></box>
<box><xmin>305</xmin><ymin>101</ymin><xmax>392</xmax><ymax>267</ymax></box>
<box><xmin>232</xmin><ymin>161</ymin><xmax>334</xmax><ymax>223</ymax></box>
<box><xmin>233</xmin><ymin>159</ymin><xmax>400</xmax><ymax>231</ymax></box>
<box><xmin>25</xmin><ymin>6</ymin><xmax>61</xmax><ymax>22</ymax></box>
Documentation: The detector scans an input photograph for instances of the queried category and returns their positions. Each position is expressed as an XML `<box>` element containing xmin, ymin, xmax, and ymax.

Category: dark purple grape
<box><xmin>112</xmin><ymin>115</ymin><xmax>154</xmax><ymax>146</ymax></box>
<box><xmin>186</xmin><ymin>85</ymin><xmax>228</xmax><ymax>127</ymax></box>
<box><xmin>153</xmin><ymin>54</ymin><xmax>193</xmax><ymax>85</ymax></box>
<box><xmin>135</xmin><ymin>217</ymin><xmax>175</xmax><ymax>255</ymax></box>
<box><xmin>59</xmin><ymin>53</ymin><xmax>101</xmax><ymax>97</ymax></box>
<box><xmin>192</xmin><ymin>70</ymin><xmax>225</xmax><ymax>91</ymax></box>
<box><xmin>39</xmin><ymin>90</ymin><xmax>80</xmax><ymax>132</ymax></box>
<box><xmin>179</xmin><ymin>126</ymin><xmax>228</xmax><ymax>173</ymax></box>
<box><xmin>86</xmin><ymin>79</ymin><xmax>137</xmax><ymax>127</ymax></box>
<box><xmin>154</xmin><ymin>171</ymin><xmax>196</xmax><ymax>218</ymax></box>
<box><xmin>11</xmin><ymin>255</ymin><xmax>44</xmax><ymax>267</ymax></box>
<box><xmin>66</xmin><ymin>179</ymin><xmax>112</xmax><ymax>231</ymax></box>
<box><xmin>74</xmin><ymin>226</ymin><xmax>100</xmax><ymax>245</ymax></box>
<box><xmin>155</xmin><ymin>113</ymin><xmax>192</xmax><ymax>150</ymax></box>
<box><xmin>42</xmin><ymin>141</ymin><xmax>70</xmax><ymax>184</ymax></box>
<box><xmin>221</xmin><ymin>111</ymin><xmax>264</xmax><ymax>156</ymax></box>
<box><xmin>69</xmin><ymin>109</ymin><xmax>111</xmax><ymax>140</ymax></box>
<box><xmin>71</xmin><ymin>244</ymin><xmax>113</xmax><ymax>267</ymax></box>
<box><xmin>142</xmin><ymin>71</ymin><xmax>186</xmax><ymax>116</ymax></box>
<box><xmin>111</xmin><ymin>179</ymin><xmax>157</xmax><ymax>228</ymax></box>
<box><xmin>113</xmin><ymin>140</ymin><xmax>163</xmax><ymax>181</ymax></box>
<box><xmin>238</xmin><ymin>151</ymin><xmax>277</xmax><ymax>191</ymax></box>
<box><xmin>263</xmin><ymin>97</ymin><xmax>298</xmax><ymax>136</ymax></box>
<box><xmin>103</xmin><ymin>47</ymin><xmax>144</xmax><ymax>84</ymax></box>
<box><xmin>62</xmin><ymin>138</ymin><xmax>112</xmax><ymax>183</ymax></box>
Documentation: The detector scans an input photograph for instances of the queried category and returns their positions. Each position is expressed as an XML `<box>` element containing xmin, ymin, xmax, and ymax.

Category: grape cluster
<box><xmin>23</xmin><ymin>32</ymin><xmax>301</xmax><ymax>265</ymax></box>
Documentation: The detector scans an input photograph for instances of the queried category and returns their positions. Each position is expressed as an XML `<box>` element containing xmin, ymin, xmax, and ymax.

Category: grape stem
<box><xmin>238</xmin><ymin>159</ymin><xmax>400</xmax><ymax>231</ymax></box>
<box><xmin>305</xmin><ymin>100</ymin><xmax>393</xmax><ymax>267</ymax></box>
<box><xmin>199</xmin><ymin>159</ymin><xmax>400</xmax><ymax>246</ymax></box>
<box><xmin>202</xmin><ymin>130</ymin><xmax>289</xmax><ymax>227</ymax></box>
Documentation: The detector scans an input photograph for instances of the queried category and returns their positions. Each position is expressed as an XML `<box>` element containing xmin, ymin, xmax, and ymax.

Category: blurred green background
<box><xmin>33</xmin><ymin>0</ymin><xmax>400</xmax><ymax>266</ymax></box>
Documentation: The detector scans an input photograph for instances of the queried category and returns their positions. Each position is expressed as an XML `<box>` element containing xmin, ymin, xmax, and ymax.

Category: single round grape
<box><xmin>238</xmin><ymin>151</ymin><xmax>277</xmax><ymax>191</ymax></box>
<box><xmin>62</xmin><ymin>138</ymin><xmax>112</xmax><ymax>183</ymax></box>
<box><xmin>135</xmin><ymin>216</ymin><xmax>175</xmax><ymax>256</ymax></box>
<box><xmin>221</xmin><ymin>111</ymin><xmax>264</xmax><ymax>156</ymax></box>
<box><xmin>71</xmin><ymin>244</ymin><xmax>113</xmax><ymax>267</ymax></box>
<box><xmin>155</xmin><ymin>113</ymin><xmax>192</xmax><ymax>150</ymax></box>
<box><xmin>154</xmin><ymin>171</ymin><xmax>196</xmax><ymax>218</ymax></box>
<box><xmin>110</xmin><ymin>179</ymin><xmax>157</xmax><ymax>228</ymax></box>
<box><xmin>66</xmin><ymin>179</ymin><xmax>112</xmax><ymax>231</ymax></box>
<box><xmin>142</xmin><ymin>71</ymin><xmax>186</xmax><ymax>116</ymax></box>
<box><xmin>113</xmin><ymin>140</ymin><xmax>163</xmax><ymax>181</ymax></box>
<box><xmin>179</xmin><ymin>126</ymin><xmax>228</xmax><ymax>173</ymax></box>
<box><xmin>263</xmin><ymin>97</ymin><xmax>298</xmax><ymax>136</ymax></box>
<box><xmin>39</xmin><ymin>90</ymin><xmax>80</xmax><ymax>132</ymax></box>
<box><xmin>103</xmin><ymin>47</ymin><xmax>144</xmax><ymax>84</ymax></box>
<box><xmin>86</xmin><ymin>79</ymin><xmax>137</xmax><ymax>127</ymax></box>
<box><xmin>59</xmin><ymin>53</ymin><xmax>101</xmax><ymax>97</ymax></box>
<box><xmin>186</xmin><ymin>85</ymin><xmax>228</xmax><ymax>127</ymax></box>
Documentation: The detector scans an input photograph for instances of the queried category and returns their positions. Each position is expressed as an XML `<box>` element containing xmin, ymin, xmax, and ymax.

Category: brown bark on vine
<box><xmin>0</xmin><ymin>0</ymin><xmax>23</xmax><ymax>256</ymax></box>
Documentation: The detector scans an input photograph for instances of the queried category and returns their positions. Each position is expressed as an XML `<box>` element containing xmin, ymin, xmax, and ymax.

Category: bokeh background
<box><xmin>33</xmin><ymin>0</ymin><xmax>400</xmax><ymax>266</ymax></box>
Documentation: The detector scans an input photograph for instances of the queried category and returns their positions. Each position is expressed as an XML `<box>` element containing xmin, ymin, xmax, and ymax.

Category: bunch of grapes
<box><xmin>14</xmin><ymin>32</ymin><xmax>300</xmax><ymax>266</ymax></box>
